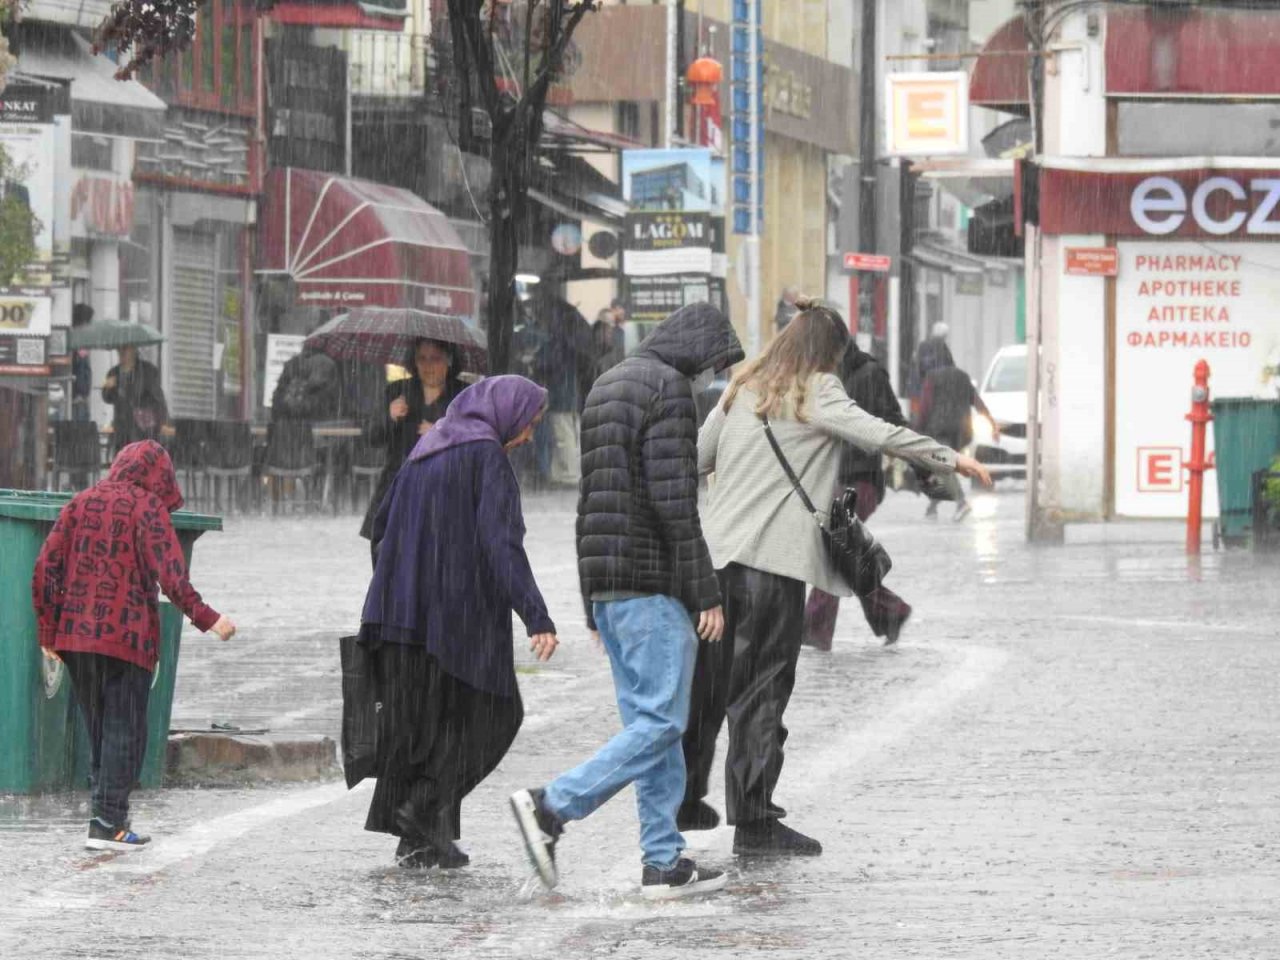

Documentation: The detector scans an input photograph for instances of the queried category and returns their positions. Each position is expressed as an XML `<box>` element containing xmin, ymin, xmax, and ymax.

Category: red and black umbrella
<box><xmin>304</xmin><ymin>307</ymin><xmax>488</xmax><ymax>374</ymax></box>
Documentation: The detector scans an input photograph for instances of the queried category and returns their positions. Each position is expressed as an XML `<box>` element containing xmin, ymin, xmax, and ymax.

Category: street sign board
<box><xmin>843</xmin><ymin>252</ymin><xmax>892</xmax><ymax>273</ymax></box>
<box><xmin>885</xmin><ymin>72</ymin><xmax>969</xmax><ymax>156</ymax></box>
<box><xmin>1065</xmin><ymin>247</ymin><xmax>1118</xmax><ymax>276</ymax></box>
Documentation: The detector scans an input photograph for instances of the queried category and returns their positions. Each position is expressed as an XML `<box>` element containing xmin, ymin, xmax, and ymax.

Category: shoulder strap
<box><xmin>760</xmin><ymin>416</ymin><xmax>820</xmax><ymax>519</ymax></box>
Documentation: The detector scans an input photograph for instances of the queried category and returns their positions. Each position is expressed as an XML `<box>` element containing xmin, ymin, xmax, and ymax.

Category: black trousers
<box><xmin>681</xmin><ymin>564</ymin><xmax>806</xmax><ymax>825</ymax></box>
<box><xmin>365</xmin><ymin>644</ymin><xmax>522</xmax><ymax>844</ymax></box>
<box><xmin>62</xmin><ymin>652</ymin><xmax>151</xmax><ymax>828</ymax></box>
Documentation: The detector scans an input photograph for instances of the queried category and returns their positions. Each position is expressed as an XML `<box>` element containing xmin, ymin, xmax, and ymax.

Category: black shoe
<box><xmin>510</xmin><ymin>787</ymin><xmax>563</xmax><ymax>889</ymax></box>
<box><xmin>436</xmin><ymin>841</ymin><xmax>470</xmax><ymax>870</ymax></box>
<box><xmin>641</xmin><ymin>858</ymin><xmax>728</xmax><ymax>900</ymax></box>
<box><xmin>394</xmin><ymin>836</ymin><xmax>438</xmax><ymax>869</ymax></box>
<box><xmin>883</xmin><ymin>609</ymin><xmax>912</xmax><ymax>647</ymax></box>
<box><xmin>85</xmin><ymin>819</ymin><xmax>150</xmax><ymax>852</ymax></box>
<box><xmin>676</xmin><ymin>800</ymin><xmax>721</xmax><ymax>832</ymax></box>
<box><xmin>733</xmin><ymin>820</ymin><xmax>823</xmax><ymax>857</ymax></box>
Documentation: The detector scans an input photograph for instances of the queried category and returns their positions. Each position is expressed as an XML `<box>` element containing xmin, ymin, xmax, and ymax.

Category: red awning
<box><xmin>969</xmin><ymin>16</ymin><xmax>1030</xmax><ymax>115</ymax></box>
<box><xmin>269</xmin><ymin>3</ymin><xmax>403</xmax><ymax>30</ymax></box>
<box><xmin>1107</xmin><ymin>8</ymin><xmax>1280</xmax><ymax>98</ymax></box>
<box><xmin>259</xmin><ymin>169</ymin><xmax>475</xmax><ymax>316</ymax></box>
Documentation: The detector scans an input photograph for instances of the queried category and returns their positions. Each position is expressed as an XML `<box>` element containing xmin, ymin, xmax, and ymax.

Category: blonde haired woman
<box><xmin>679</xmin><ymin>298</ymin><xmax>990</xmax><ymax>856</ymax></box>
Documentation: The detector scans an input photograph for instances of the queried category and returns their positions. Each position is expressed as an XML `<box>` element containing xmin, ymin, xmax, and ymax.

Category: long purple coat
<box><xmin>359</xmin><ymin>379</ymin><xmax>553</xmax><ymax>698</ymax></box>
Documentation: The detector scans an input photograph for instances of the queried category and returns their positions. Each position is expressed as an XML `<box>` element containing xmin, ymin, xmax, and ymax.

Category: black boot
<box><xmin>676</xmin><ymin>800</ymin><xmax>721</xmax><ymax>832</ymax></box>
<box><xmin>394</xmin><ymin>836</ymin><xmax>438</xmax><ymax>869</ymax></box>
<box><xmin>733</xmin><ymin>820</ymin><xmax>822</xmax><ymax>857</ymax></box>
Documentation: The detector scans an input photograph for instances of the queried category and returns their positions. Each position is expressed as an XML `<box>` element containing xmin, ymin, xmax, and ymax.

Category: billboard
<box><xmin>1113</xmin><ymin>241</ymin><xmax>1279</xmax><ymax>518</ymax></box>
<box><xmin>621</xmin><ymin>148</ymin><xmax>720</xmax><ymax>323</ymax></box>
<box><xmin>885</xmin><ymin>72</ymin><xmax>969</xmax><ymax>156</ymax></box>
<box><xmin>0</xmin><ymin>83</ymin><xmax>58</xmax><ymax>290</ymax></box>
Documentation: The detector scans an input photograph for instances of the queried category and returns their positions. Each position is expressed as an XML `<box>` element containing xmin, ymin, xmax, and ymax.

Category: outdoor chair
<box><xmin>167</xmin><ymin>418</ymin><xmax>209</xmax><ymax>507</ymax></box>
<box><xmin>50</xmin><ymin>421</ymin><xmax>103</xmax><ymax>491</ymax></box>
<box><xmin>348</xmin><ymin>437</ymin><xmax>386</xmax><ymax>514</ymax></box>
<box><xmin>262</xmin><ymin>420</ymin><xmax>318</xmax><ymax>515</ymax></box>
<box><xmin>203</xmin><ymin>421</ymin><xmax>255</xmax><ymax>513</ymax></box>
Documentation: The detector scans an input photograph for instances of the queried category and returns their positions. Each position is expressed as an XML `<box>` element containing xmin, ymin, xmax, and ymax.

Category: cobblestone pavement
<box><xmin>2</xmin><ymin>486</ymin><xmax>1278</xmax><ymax>959</ymax></box>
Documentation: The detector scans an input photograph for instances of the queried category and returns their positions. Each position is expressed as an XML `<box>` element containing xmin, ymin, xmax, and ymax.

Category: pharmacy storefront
<box><xmin>1033</xmin><ymin>161</ymin><xmax>1280</xmax><ymax>521</ymax></box>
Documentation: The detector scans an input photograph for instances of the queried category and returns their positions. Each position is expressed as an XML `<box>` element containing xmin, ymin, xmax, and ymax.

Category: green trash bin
<box><xmin>0</xmin><ymin>489</ymin><xmax>221</xmax><ymax>794</ymax></box>
<box><xmin>1211</xmin><ymin>398</ymin><xmax>1280</xmax><ymax>544</ymax></box>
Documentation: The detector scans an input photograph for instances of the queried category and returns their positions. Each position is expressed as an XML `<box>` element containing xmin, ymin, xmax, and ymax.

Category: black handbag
<box><xmin>761</xmin><ymin>417</ymin><xmax>893</xmax><ymax>598</ymax></box>
<box><xmin>339</xmin><ymin>634</ymin><xmax>380</xmax><ymax>789</ymax></box>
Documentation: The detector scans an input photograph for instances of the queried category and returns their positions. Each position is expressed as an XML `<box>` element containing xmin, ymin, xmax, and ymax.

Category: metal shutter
<box><xmin>170</xmin><ymin>230</ymin><xmax>217</xmax><ymax>418</ymax></box>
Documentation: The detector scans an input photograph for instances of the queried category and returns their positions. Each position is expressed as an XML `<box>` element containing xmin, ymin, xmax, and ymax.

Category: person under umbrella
<box><xmin>358</xmin><ymin>339</ymin><xmax>465</xmax><ymax>566</ymax></box>
<box><xmin>102</xmin><ymin>345</ymin><xmax>168</xmax><ymax>455</ymax></box>
<box><xmin>358</xmin><ymin>376</ymin><xmax>558</xmax><ymax>870</ymax></box>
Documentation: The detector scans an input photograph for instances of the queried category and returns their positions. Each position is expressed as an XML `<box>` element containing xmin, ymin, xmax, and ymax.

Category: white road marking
<box><xmin>797</xmin><ymin>642</ymin><xmax>1008</xmax><ymax>789</ymax></box>
<box><xmin>0</xmin><ymin>781</ymin><xmax>366</xmax><ymax>934</ymax></box>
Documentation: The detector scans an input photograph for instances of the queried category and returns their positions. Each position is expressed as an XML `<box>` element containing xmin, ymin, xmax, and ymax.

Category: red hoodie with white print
<box><xmin>32</xmin><ymin>439</ymin><xmax>221</xmax><ymax>671</ymax></box>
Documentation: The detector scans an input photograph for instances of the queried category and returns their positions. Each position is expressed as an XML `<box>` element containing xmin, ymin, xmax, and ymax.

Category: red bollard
<box><xmin>1185</xmin><ymin>360</ymin><xmax>1214</xmax><ymax>554</ymax></box>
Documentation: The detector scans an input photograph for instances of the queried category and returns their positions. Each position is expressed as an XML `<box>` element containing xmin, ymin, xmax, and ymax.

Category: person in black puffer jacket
<box><xmin>509</xmin><ymin>302</ymin><xmax>743</xmax><ymax>898</ymax></box>
<box><xmin>577</xmin><ymin>302</ymin><xmax>744</xmax><ymax>623</ymax></box>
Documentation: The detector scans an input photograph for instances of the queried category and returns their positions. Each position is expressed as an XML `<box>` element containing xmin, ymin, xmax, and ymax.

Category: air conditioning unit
<box><xmin>581</xmin><ymin>221</ymin><xmax>620</xmax><ymax>270</ymax></box>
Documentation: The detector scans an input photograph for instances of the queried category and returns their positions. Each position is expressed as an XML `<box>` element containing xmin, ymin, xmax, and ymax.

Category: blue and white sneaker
<box><xmin>86</xmin><ymin>819</ymin><xmax>150</xmax><ymax>852</ymax></box>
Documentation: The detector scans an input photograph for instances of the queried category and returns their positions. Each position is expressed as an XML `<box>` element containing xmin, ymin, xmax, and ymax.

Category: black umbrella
<box><xmin>303</xmin><ymin>308</ymin><xmax>488</xmax><ymax>374</ymax></box>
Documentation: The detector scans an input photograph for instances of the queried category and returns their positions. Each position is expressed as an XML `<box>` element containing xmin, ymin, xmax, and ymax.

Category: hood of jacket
<box><xmin>107</xmin><ymin>439</ymin><xmax>184</xmax><ymax>512</ymax></box>
<box><xmin>636</xmin><ymin>302</ymin><xmax>744</xmax><ymax>377</ymax></box>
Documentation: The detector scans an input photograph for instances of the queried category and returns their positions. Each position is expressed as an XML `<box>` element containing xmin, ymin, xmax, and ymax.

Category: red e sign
<box><xmin>1137</xmin><ymin>447</ymin><xmax>1183</xmax><ymax>493</ymax></box>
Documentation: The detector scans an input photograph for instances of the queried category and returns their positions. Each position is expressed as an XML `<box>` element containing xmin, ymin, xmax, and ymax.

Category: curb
<box><xmin>166</xmin><ymin>733</ymin><xmax>341</xmax><ymax>785</ymax></box>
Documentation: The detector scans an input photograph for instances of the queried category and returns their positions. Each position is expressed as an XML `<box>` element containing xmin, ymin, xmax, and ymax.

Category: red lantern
<box><xmin>686</xmin><ymin>56</ymin><xmax>722</xmax><ymax>107</ymax></box>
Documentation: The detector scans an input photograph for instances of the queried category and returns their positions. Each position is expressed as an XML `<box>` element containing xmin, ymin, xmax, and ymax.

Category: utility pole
<box><xmin>858</xmin><ymin>0</ymin><xmax>877</xmax><ymax>276</ymax></box>
<box><xmin>747</xmin><ymin>0</ymin><xmax>761</xmax><ymax>358</ymax></box>
<box><xmin>665</xmin><ymin>0</ymin><xmax>678</xmax><ymax>147</ymax></box>
<box><xmin>1023</xmin><ymin>0</ymin><xmax>1051</xmax><ymax>542</ymax></box>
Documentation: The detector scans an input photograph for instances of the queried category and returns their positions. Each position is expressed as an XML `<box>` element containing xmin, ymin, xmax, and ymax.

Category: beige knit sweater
<box><xmin>698</xmin><ymin>372</ymin><xmax>956</xmax><ymax>597</ymax></box>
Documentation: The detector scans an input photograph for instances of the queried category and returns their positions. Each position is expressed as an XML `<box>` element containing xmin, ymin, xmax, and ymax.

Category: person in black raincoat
<box><xmin>801</xmin><ymin>339</ymin><xmax>914</xmax><ymax>650</ymax></box>
<box><xmin>917</xmin><ymin>357</ymin><xmax>999</xmax><ymax>521</ymax></box>
<box><xmin>358</xmin><ymin>339</ymin><xmax>465</xmax><ymax>565</ymax></box>
<box><xmin>358</xmin><ymin>376</ymin><xmax>558</xmax><ymax>869</ymax></box>
<box><xmin>102</xmin><ymin>345</ymin><xmax>168</xmax><ymax>455</ymax></box>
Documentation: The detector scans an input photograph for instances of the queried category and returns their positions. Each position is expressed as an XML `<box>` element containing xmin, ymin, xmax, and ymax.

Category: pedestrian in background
<box><xmin>917</xmin><ymin>357</ymin><xmax>1000</xmax><ymax>521</ymax></box>
<box><xmin>32</xmin><ymin>440</ymin><xmax>236</xmax><ymax>852</ymax></box>
<box><xmin>359</xmin><ymin>338</ymin><xmax>465</xmax><ymax>567</ymax></box>
<box><xmin>102</xmin><ymin>344</ymin><xmax>167</xmax><ymax>455</ymax></box>
<box><xmin>907</xmin><ymin>321</ymin><xmax>955</xmax><ymax>421</ymax></box>
<box><xmin>532</xmin><ymin>289</ymin><xmax>595</xmax><ymax>487</ymax></box>
<box><xmin>511</xmin><ymin>302</ymin><xmax>742</xmax><ymax>900</ymax></box>
<box><xmin>591</xmin><ymin>300</ymin><xmax>627</xmax><ymax>379</ymax></box>
<box><xmin>802</xmin><ymin>338</ymin><xmax>915</xmax><ymax>650</ymax></box>
<box><xmin>774</xmin><ymin>285</ymin><xmax>800</xmax><ymax>333</ymax></box>
<box><xmin>70</xmin><ymin>304</ymin><xmax>94</xmax><ymax>422</ymax></box>
<box><xmin>360</xmin><ymin>377</ymin><xmax>557</xmax><ymax>871</ymax></box>
<box><xmin>680</xmin><ymin>298</ymin><xmax>990</xmax><ymax>856</ymax></box>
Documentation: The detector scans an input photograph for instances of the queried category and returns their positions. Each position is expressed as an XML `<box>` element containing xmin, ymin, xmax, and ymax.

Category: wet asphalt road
<box><xmin>2</xmin><ymin>486</ymin><xmax>1279</xmax><ymax>959</ymax></box>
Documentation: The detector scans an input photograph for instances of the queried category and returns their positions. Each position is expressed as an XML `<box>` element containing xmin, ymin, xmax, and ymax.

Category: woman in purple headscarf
<box><xmin>359</xmin><ymin>376</ymin><xmax>559</xmax><ymax>870</ymax></box>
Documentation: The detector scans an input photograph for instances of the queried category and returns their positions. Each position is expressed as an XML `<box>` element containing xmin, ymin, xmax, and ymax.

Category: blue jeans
<box><xmin>544</xmin><ymin>595</ymin><xmax>698</xmax><ymax>869</ymax></box>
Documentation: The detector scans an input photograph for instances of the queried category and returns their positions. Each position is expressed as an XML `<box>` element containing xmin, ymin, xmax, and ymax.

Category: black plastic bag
<box><xmin>340</xmin><ymin>634</ymin><xmax>379</xmax><ymax>789</ymax></box>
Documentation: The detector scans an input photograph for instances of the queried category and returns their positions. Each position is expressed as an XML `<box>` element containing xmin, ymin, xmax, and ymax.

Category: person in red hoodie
<box><xmin>32</xmin><ymin>440</ymin><xmax>236</xmax><ymax>852</ymax></box>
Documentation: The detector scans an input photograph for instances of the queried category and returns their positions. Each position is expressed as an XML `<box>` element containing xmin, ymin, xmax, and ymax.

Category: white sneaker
<box><xmin>510</xmin><ymin>788</ymin><xmax>562</xmax><ymax>889</ymax></box>
<box><xmin>641</xmin><ymin>858</ymin><xmax>728</xmax><ymax>900</ymax></box>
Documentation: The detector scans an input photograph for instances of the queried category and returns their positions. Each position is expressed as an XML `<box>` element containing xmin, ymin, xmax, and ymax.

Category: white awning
<box><xmin>15</xmin><ymin>33</ymin><xmax>165</xmax><ymax>140</ymax></box>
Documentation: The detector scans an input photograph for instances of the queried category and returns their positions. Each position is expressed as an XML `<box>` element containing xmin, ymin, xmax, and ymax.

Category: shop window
<box><xmin>1117</xmin><ymin>102</ymin><xmax>1280</xmax><ymax>158</ymax></box>
<box><xmin>144</xmin><ymin>0</ymin><xmax>256</xmax><ymax>115</ymax></box>
<box><xmin>71</xmin><ymin>135</ymin><xmax>113</xmax><ymax>172</ymax></box>
<box><xmin>201</xmin><ymin>18</ymin><xmax>216</xmax><ymax>91</ymax></box>
<box><xmin>617</xmin><ymin>102</ymin><xmax>641</xmax><ymax>142</ymax></box>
